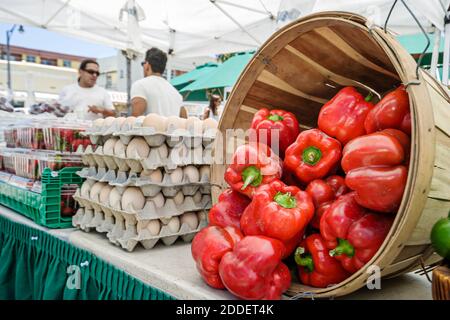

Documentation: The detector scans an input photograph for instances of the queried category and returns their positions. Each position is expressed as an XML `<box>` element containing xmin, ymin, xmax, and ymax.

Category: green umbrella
<box><xmin>180</xmin><ymin>52</ymin><xmax>254</xmax><ymax>93</ymax></box>
<box><xmin>170</xmin><ymin>62</ymin><xmax>219</xmax><ymax>90</ymax></box>
<box><xmin>396</xmin><ymin>33</ymin><xmax>444</xmax><ymax>67</ymax></box>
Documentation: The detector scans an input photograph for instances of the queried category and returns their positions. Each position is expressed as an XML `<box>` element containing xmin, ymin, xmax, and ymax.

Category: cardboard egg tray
<box><xmin>76</xmin><ymin>166</ymin><xmax>211</xmax><ymax>197</ymax></box>
<box><xmin>78</xmin><ymin>142</ymin><xmax>213</xmax><ymax>173</ymax></box>
<box><xmin>83</xmin><ymin>121</ymin><xmax>216</xmax><ymax>149</ymax></box>
<box><xmin>72</xmin><ymin>189</ymin><xmax>210</xmax><ymax>251</ymax></box>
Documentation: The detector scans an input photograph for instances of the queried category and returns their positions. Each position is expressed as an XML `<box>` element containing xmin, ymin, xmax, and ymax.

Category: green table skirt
<box><xmin>0</xmin><ymin>214</ymin><xmax>175</xmax><ymax>300</ymax></box>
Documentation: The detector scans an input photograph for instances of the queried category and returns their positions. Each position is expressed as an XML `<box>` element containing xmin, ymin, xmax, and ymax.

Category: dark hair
<box><xmin>78</xmin><ymin>59</ymin><xmax>99</xmax><ymax>82</ymax></box>
<box><xmin>79</xmin><ymin>59</ymin><xmax>99</xmax><ymax>71</ymax></box>
<box><xmin>208</xmin><ymin>94</ymin><xmax>221</xmax><ymax>116</ymax></box>
<box><xmin>145</xmin><ymin>47</ymin><xmax>167</xmax><ymax>74</ymax></box>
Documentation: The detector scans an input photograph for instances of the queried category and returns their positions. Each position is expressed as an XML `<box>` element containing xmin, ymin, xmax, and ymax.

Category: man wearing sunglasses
<box><xmin>130</xmin><ymin>47</ymin><xmax>182</xmax><ymax>117</ymax></box>
<box><xmin>59</xmin><ymin>59</ymin><xmax>115</xmax><ymax>120</ymax></box>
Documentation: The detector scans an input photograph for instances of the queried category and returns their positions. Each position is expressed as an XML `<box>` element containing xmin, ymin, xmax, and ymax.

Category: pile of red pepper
<box><xmin>191</xmin><ymin>85</ymin><xmax>410</xmax><ymax>300</ymax></box>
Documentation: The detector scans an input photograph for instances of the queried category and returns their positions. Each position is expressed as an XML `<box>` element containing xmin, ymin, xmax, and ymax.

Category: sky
<box><xmin>0</xmin><ymin>22</ymin><xmax>117</xmax><ymax>58</ymax></box>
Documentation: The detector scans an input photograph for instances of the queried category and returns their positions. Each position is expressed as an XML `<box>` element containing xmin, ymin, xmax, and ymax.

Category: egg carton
<box><xmin>113</xmin><ymin>125</ymin><xmax>216</xmax><ymax>149</ymax></box>
<box><xmin>73</xmin><ymin>187</ymin><xmax>212</xmax><ymax>221</ymax></box>
<box><xmin>72</xmin><ymin>193</ymin><xmax>208</xmax><ymax>252</ymax></box>
<box><xmin>84</xmin><ymin>121</ymin><xmax>216</xmax><ymax>149</ymax></box>
<box><xmin>112</xmin><ymin>211</ymin><xmax>208</xmax><ymax>251</ymax></box>
<box><xmin>76</xmin><ymin>166</ymin><xmax>212</xmax><ymax>197</ymax></box>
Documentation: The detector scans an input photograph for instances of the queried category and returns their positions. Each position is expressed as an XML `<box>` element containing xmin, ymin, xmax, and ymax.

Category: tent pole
<box><xmin>443</xmin><ymin>11</ymin><xmax>450</xmax><ymax>86</ymax></box>
<box><xmin>430</xmin><ymin>26</ymin><xmax>441</xmax><ymax>79</ymax></box>
<box><xmin>126</xmin><ymin>53</ymin><xmax>132</xmax><ymax>114</ymax></box>
<box><xmin>210</xmin><ymin>0</ymin><xmax>262</xmax><ymax>45</ymax></box>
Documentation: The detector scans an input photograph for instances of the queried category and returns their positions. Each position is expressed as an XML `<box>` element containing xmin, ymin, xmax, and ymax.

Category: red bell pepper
<box><xmin>191</xmin><ymin>225</ymin><xmax>243</xmax><ymax>289</ymax></box>
<box><xmin>208</xmin><ymin>188</ymin><xmax>251</xmax><ymax>230</ymax></box>
<box><xmin>341</xmin><ymin>131</ymin><xmax>405</xmax><ymax>173</ymax></box>
<box><xmin>240</xmin><ymin>179</ymin><xmax>314</xmax><ymax>243</ymax></box>
<box><xmin>379</xmin><ymin>128</ymin><xmax>411</xmax><ymax>164</ymax></box>
<box><xmin>306</xmin><ymin>176</ymin><xmax>349</xmax><ymax>229</ymax></box>
<box><xmin>320</xmin><ymin>193</ymin><xmax>394</xmax><ymax>273</ymax></box>
<box><xmin>400</xmin><ymin>112</ymin><xmax>412</xmax><ymax>135</ymax></box>
<box><xmin>318</xmin><ymin>86</ymin><xmax>374</xmax><ymax>144</ymax></box>
<box><xmin>224</xmin><ymin>143</ymin><xmax>283</xmax><ymax>198</ymax></box>
<box><xmin>219</xmin><ymin>235</ymin><xmax>291</xmax><ymax>300</ymax></box>
<box><xmin>250</xmin><ymin>108</ymin><xmax>300</xmax><ymax>156</ymax></box>
<box><xmin>364</xmin><ymin>85</ymin><xmax>411</xmax><ymax>135</ymax></box>
<box><xmin>325</xmin><ymin>175</ymin><xmax>349</xmax><ymax>198</ymax></box>
<box><xmin>295</xmin><ymin>234</ymin><xmax>350</xmax><ymax>287</ymax></box>
<box><xmin>346</xmin><ymin>165</ymin><xmax>407</xmax><ymax>213</ymax></box>
<box><xmin>341</xmin><ymin>131</ymin><xmax>407</xmax><ymax>212</ymax></box>
<box><xmin>306</xmin><ymin>179</ymin><xmax>335</xmax><ymax>229</ymax></box>
<box><xmin>311</xmin><ymin>202</ymin><xmax>332</xmax><ymax>230</ymax></box>
<box><xmin>284</xmin><ymin>129</ymin><xmax>342</xmax><ymax>184</ymax></box>
<box><xmin>306</xmin><ymin>179</ymin><xmax>335</xmax><ymax>208</ymax></box>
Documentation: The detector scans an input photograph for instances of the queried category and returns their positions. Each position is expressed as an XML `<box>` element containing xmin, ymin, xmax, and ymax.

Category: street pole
<box><xmin>6</xmin><ymin>25</ymin><xmax>16</xmax><ymax>102</ymax></box>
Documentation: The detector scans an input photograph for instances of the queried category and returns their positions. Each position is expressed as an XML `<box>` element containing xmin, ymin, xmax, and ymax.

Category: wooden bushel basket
<box><xmin>432</xmin><ymin>265</ymin><xmax>450</xmax><ymax>300</ymax></box>
<box><xmin>211</xmin><ymin>12</ymin><xmax>450</xmax><ymax>298</ymax></box>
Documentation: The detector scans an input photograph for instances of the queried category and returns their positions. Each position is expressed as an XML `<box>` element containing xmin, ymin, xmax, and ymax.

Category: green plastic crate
<box><xmin>0</xmin><ymin>167</ymin><xmax>84</xmax><ymax>228</ymax></box>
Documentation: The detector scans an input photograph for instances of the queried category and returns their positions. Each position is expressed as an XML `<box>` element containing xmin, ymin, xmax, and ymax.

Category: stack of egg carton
<box><xmin>72</xmin><ymin>114</ymin><xmax>217</xmax><ymax>252</ymax></box>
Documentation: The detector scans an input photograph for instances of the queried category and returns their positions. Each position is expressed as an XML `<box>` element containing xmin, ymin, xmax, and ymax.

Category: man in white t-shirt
<box><xmin>59</xmin><ymin>59</ymin><xmax>115</xmax><ymax>120</ymax></box>
<box><xmin>130</xmin><ymin>47</ymin><xmax>182</xmax><ymax>117</ymax></box>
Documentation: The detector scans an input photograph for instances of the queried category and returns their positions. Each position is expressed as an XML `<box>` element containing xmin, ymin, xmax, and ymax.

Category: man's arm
<box><xmin>131</xmin><ymin>97</ymin><xmax>147</xmax><ymax>117</ymax></box>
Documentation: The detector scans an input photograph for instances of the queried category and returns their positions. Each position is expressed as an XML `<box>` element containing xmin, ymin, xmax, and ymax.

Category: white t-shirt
<box><xmin>59</xmin><ymin>83</ymin><xmax>113</xmax><ymax>120</ymax></box>
<box><xmin>130</xmin><ymin>75</ymin><xmax>182</xmax><ymax>117</ymax></box>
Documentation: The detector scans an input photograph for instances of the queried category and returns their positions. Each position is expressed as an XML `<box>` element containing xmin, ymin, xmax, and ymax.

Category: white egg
<box><xmin>134</xmin><ymin>116</ymin><xmax>146</xmax><ymax>127</ymax></box>
<box><xmin>99</xmin><ymin>185</ymin><xmax>113</xmax><ymax>204</ymax></box>
<box><xmin>121</xmin><ymin>187</ymin><xmax>145</xmax><ymax>211</ymax></box>
<box><xmin>136</xmin><ymin>220</ymin><xmax>149</xmax><ymax>233</ymax></box>
<box><xmin>113</xmin><ymin>117</ymin><xmax>126</xmax><ymax>128</ymax></box>
<box><xmin>80</xmin><ymin>181</ymin><xmax>93</xmax><ymax>198</ymax></box>
<box><xmin>186</xmin><ymin>117</ymin><xmax>203</xmax><ymax>136</ymax></box>
<box><xmin>93</xmin><ymin>118</ymin><xmax>104</xmax><ymax>128</ymax></box>
<box><xmin>197</xmin><ymin>210</ymin><xmax>207</xmax><ymax>222</ymax></box>
<box><xmin>147</xmin><ymin>219</ymin><xmax>161</xmax><ymax>236</ymax></box>
<box><xmin>199</xmin><ymin>166</ymin><xmax>210</xmax><ymax>181</ymax></box>
<box><xmin>113</xmin><ymin>139</ymin><xmax>127</xmax><ymax>156</ymax></box>
<box><xmin>90</xmin><ymin>182</ymin><xmax>106</xmax><ymax>201</ymax></box>
<box><xmin>193</xmin><ymin>191</ymin><xmax>202</xmax><ymax>204</ymax></box>
<box><xmin>180</xmin><ymin>212</ymin><xmax>199</xmax><ymax>230</ymax></box>
<box><xmin>166</xmin><ymin>116</ymin><xmax>187</xmax><ymax>134</ymax></box>
<box><xmin>168</xmin><ymin>167</ymin><xmax>183</xmax><ymax>184</ymax></box>
<box><xmin>183</xmin><ymin>165</ymin><xmax>200</xmax><ymax>183</ymax></box>
<box><xmin>140</xmin><ymin>169</ymin><xmax>163</xmax><ymax>183</ymax></box>
<box><xmin>202</xmin><ymin>118</ymin><xmax>218</xmax><ymax>131</ymax></box>
<box><xmin>103</xmin><ymin>137</ymin><xmax>119</xmax><ymax>156</ymax></box>
<box><xmin>167</xmin><ymin>216</ymin><xmax>180</xmax><ymax>233</ymax></box>
<box><xmin>126</xmin><ymin>137</ymin><xmax>150</xmax><ymax>159</ymax></box>
<box><xmin>103</xmin><ymin>116</ymin><xmax>116</xmax><ymax>128</ymax></box>
<box><xmin>142</xmin><ymin>113</ymin><xmax>167</xmax><ymax>132</ymax></box>
<box><xmin>109</xmin><ymin>187</ymin><xmax>123</xmax><ymax>209</ymax></box>
<box><xmin>173</xmin><ymin>191</ymin><xmax>185</xmax><ymax>205</ymax></box>
<box><xmin>156</xmin><ymin>143</ymin><xmax>169</xmax><ymax>158</ymax></box>
<box><xmin>122</xmin><ymin>116</ymin><xmax>136</xmax><ymax>130</ymax></box>
<box><xmin>149</xmin><ymin>192</ymin><xmax>165</xmax><ymax>208</ymax></box>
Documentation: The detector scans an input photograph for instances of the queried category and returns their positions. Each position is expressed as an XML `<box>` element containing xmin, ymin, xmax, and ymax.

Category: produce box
<box><xmin>0</xmin><ymin>167</ymin><xmax>83</xmax><ymax>228</ymax></box>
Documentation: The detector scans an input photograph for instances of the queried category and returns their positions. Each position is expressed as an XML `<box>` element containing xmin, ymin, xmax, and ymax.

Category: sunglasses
<box><xmin>141</xmin><ymin>61</ymin><xmax>147</xmax><ymax>67</ymax></box>
<box><xmin>83</xmin><ymin>69</ymin><xmax>100</xmax><ymax>76</ymax></box>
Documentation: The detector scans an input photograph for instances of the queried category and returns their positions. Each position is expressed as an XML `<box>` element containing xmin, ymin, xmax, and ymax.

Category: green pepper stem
<box><xmin>267</xmin><ymin>114</ymin><xmax>284</xmax><ymax>122</ymax></box>
<box><xmin>241</xmin><ymin>166</ymin><xmax>262</xmax><ymax>190</ymax></box>
<box><xmin>295</xmin><ymin>247</ymin><xmax>314</xmax><ymax>273</ymax></box>
<box><xmin>329</xmin><ymin>238</ymin><xmax>355</xmax><ymax>257</ymax></box>
<box><xmin>365</xmin><ymin>91</ymin><xmax>374</xmax><ymax>102</ymax></box>
<box><xmin>274</xmin><ymin>191</ymin><xmax>297</xmax><ymax>209</ymax></box>
<box><xmin>302</xmin><ymin>146</ymin><xmax>322</xmax><ymax>166</ymax></box>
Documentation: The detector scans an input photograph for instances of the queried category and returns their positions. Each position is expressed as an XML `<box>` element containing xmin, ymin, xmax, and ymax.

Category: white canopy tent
<box><xmin>0</xmin><ymin>0</ymin><xmax>282</xmax><ymax>59</ymax></box>
<box><xmin>1</xmin><ymin>0</ymin><xmax>449</xmax><ymax>94</ymax></box>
